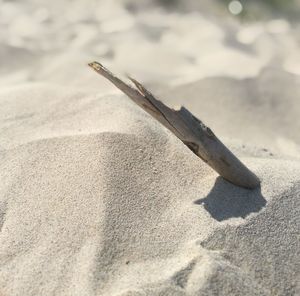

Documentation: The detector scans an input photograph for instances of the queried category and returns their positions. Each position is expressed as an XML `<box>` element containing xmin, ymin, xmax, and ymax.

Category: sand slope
<box><xmin>0</xmin><ymin>84</ymin><xmax>299</xmax><ymax>295</ymax></box>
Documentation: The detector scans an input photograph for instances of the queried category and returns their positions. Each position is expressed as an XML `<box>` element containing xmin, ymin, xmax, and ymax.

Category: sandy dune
<box><xmin>0</xmin><ymin>0</ymin><xmax>300</xmax><ymax>295</ymax></box>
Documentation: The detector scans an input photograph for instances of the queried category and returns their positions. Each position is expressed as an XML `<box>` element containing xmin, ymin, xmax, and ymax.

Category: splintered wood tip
<box><xmin>88</xmin><ymin>61</ymin><xmax>102</xmax><ymax>71</ymax></box>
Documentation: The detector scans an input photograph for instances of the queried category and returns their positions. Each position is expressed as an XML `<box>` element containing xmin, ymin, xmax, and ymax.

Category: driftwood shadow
<box><xmin>194</xmin><ymin>177</ymin><xmax>266</xmax><ymax>221</ymax></box>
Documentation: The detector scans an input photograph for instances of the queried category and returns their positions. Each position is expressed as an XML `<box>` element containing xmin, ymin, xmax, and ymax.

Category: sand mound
<box><xmin>0</xmin><ymin>85</ymin><xmax>299</xmax><ymax>295</ymax></box>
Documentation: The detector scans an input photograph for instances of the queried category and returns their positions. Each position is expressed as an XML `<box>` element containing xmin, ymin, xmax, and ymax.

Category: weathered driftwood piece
<box><xmin>88</xmin><ymin>61</ymin><xmax>260</xmax><ymax>189</ymax></box>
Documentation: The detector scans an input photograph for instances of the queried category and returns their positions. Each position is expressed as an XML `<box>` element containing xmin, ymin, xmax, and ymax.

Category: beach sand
<box><xmin>0</xmin><ymin>1</ymin><xmax>300</xmax><ymax>295</ymax></box>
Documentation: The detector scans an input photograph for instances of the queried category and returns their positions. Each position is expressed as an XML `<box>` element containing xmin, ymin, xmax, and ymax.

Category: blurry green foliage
<box><xmin>251</xmin><ymin>0</ymin><xmax>296</xmax><ymax>9</ymax></box>
<box><xmin>154</xmin><ymin>0</ymin><xmax>300</xmax><ymax>20</ymax></box>
<box><xmin>223</xmin><ymin>0</ymin><xmax>300</xmax><ymax>19</ymax></box>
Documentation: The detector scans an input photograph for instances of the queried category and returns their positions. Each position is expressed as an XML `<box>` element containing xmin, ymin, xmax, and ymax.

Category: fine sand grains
<box><xmin>0</xmin><ymin>85</ymin><xmax>299</xmax><ymax>296</ymax></box>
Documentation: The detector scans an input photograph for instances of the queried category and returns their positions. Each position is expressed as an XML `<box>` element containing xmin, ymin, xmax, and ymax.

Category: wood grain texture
<box><xmin>89</xmin><ymin>61</ymin><xmax>260</xmax><ymax>189</ymax></box>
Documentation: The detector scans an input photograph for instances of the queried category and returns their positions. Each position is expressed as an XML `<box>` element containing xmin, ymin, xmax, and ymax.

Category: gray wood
<box><xmin>89</xmin><ymin>61</ymin><xmax>260</xmax><ymax>189</ymax></box>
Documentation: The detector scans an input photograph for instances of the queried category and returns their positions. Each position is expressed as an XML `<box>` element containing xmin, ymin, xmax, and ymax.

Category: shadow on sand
<box><xmin>194</xmin><ymin>177</ymin><xmax>267</xmax><ymax>221</ymax></box>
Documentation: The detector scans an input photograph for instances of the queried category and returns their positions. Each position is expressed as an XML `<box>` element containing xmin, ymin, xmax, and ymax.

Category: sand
<box><xmin>0</xmin><ymin>1</ymin><xmax>300</xmax><ymax>295</ymax></box>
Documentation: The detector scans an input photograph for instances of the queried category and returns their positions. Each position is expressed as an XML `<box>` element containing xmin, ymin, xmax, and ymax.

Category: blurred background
<box><xmin>1</xmin><ymin>0</ymin><xmax>300</xmax><ymax>159</ymax></box>
<box><xmin>1</xmin><ymin>0</ymin><xmax>300</xmax><ymax>88</ymax></box>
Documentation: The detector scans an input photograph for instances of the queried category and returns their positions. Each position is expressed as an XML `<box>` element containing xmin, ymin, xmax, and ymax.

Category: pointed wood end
<box><xmin>88</xmin><ymin>61</ymin><xmax>103</xmax><ymax>71</ymax></box>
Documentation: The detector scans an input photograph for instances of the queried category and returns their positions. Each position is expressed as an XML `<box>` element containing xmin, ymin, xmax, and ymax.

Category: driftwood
<box><xmin>88</xmin><ymin>61</ymin><xmax>260</xmax><ymax>189</ymax></box>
